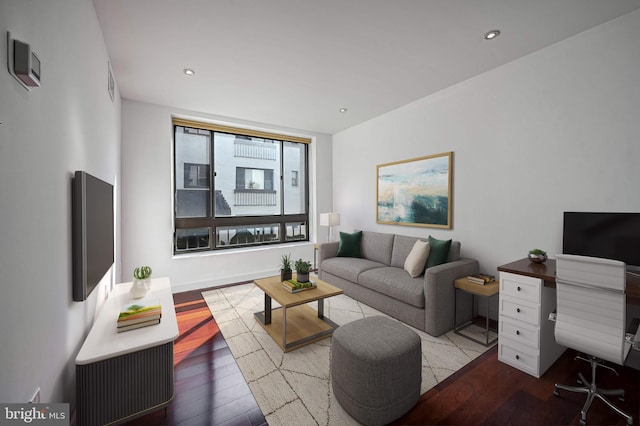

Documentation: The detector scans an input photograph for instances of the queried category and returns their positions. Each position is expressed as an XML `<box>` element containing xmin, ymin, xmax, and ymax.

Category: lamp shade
<box><xmin>320</xmin><ymin>212</ymin><xmax>340</xmax><ymax>227</ymax></box>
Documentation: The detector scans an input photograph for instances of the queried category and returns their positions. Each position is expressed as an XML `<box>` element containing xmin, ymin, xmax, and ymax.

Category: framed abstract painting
<box><xmin>376</xmin><ymin>151</ymin><xmax>453</xmax><ymax>228</ymax></box>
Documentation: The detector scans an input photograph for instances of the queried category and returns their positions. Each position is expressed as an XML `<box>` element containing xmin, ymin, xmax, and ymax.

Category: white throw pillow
<box><xmin>404</xmin><ymin>240</ymin><xmax>430</xmax><ymax>277</ymax></box>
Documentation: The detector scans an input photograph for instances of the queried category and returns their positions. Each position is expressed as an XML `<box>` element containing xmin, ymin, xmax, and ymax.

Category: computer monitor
<box><xmin>563</xmin><ymin>212</ymin><xmax>640</xmax><ymax>273</ymax></box>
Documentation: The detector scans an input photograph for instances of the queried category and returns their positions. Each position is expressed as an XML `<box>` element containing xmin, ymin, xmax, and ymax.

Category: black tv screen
<box><xmin>72</xmin><ymin>171</ymin><xmax>114</xmax><ymax>301</ymax></box>
<box><xmin>563</xmin><ymin>212</ymin><xmax>640</xmax><ymax>270</ymax></box>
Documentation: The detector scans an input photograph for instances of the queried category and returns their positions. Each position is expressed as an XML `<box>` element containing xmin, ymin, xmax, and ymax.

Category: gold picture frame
<box><xmin>376</xmin><ymin>151</ymin><xmax>453</xmax><ymax>228</ymax></box>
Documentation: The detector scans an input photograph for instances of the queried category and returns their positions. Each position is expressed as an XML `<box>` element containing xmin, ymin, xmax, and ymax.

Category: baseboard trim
<box><xmin>170</xmin><ymin>269</ymin><xmax>280</xmax><ymax>293</ymax></box>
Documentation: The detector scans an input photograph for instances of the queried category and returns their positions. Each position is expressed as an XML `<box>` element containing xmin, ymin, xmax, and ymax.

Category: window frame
<box><xmin>172</xmin><ymin>118</ymin><xmax>311</xmax><ymax>253</ymax></box>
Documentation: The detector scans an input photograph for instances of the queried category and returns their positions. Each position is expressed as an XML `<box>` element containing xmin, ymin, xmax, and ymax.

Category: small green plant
<box><xmin>280</xmin><ymin>254</ymin><xmax>292</xmax><ymax>272</ymax></box>
<box><xmin>133</xmin><ymin>266</ymin><xmax>152</xmax><ymax>280</ymax></box>
<box><xmin>295</xmin><ymin>259</ymin><xmax>312</xmax><ymax>274</ymax></box>
<box><xmin>529</xmin><ymin>249</ymin><xmax>547</xmax><ymax>256</ymax></box>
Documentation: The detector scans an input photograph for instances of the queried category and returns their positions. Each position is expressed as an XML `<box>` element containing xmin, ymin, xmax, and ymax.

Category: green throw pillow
<box><xmin>426</xmin><ymin>236</ymin><xmax>452</xmax><ymax>268</ymax></box>
<box><xmin>337</xmin><ymin>231</ymin><xmax>363</xmax><ymax>258</ymax></box>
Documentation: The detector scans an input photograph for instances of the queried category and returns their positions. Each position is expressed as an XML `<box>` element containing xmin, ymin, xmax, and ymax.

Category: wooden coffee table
<box><xmin>253</xmin><ymin>275</ymin><xmax>343</xmax><ymax>352</ymax></box>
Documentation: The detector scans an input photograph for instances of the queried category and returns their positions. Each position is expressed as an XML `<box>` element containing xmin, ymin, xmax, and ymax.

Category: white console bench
<box><xmin>75</xmin><ymin>277</ymin><xmax>178</xmax><ymax>425</ymax></box>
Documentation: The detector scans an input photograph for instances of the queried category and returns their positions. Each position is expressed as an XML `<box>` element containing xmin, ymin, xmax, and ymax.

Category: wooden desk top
<box><xmin>498</xmin><ymin>258</ymin><xmax>640</xmax><ymax>305</ymax></box>
<box><xmin>498</xmin><ymin>258</ymin><xmax>557</xmax><ymax>283</ymax></box>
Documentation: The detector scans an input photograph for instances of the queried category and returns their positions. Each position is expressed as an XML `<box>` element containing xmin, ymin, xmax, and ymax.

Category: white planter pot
<box><xmin>130</xmin><ymin>278</ymin><xmax>150</xmax><ymax>298</ymax></box>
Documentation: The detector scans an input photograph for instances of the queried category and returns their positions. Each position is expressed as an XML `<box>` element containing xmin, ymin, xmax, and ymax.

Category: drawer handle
<box><xmin>516</xmin><ymin>308</ymin><xmax>521</xmax><ymax>313</ymax></box>
<box><xmin>516</xmin><ymin>330</ymin><xmax>520</xmax><ymax>336</ymax></box>
<box><xmin>517</xmin><ymin>286</ymin><xmax>521</xmax><ymax>292</ymax></box>
<box><xmin>515</xmin><ymin>355</ymin><xmax>520</xmax><ymax>360</ymax></box>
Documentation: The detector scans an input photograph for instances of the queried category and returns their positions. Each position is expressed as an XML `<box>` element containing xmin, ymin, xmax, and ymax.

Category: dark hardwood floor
<box><xmin>393</xmin><ymin>347</ymin><xmax>640</xmax><ymax>426</ymax></box>
<box><xmin>124</xmin><ymin>289</ymin><xmax>266</xmax><ymax>426</ymax></box>
<box><xmin>125</xmin><ymin>287</ymin><xmax>639</xmax><ymax>426</ymax></box>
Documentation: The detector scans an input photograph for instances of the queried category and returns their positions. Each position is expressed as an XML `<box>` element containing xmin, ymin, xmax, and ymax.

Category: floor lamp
<box><xmin>320</xmin><ymin>212</ymin><xmax>340</xmax><ymax>242</ymax></box>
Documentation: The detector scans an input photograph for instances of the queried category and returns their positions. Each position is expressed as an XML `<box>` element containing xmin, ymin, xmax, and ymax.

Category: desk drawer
<box><xmin>498</xmin><ymin>338</ymin><xmax>539</xmax><ymax>378</ymax></box>
<box><xmin>500</xmin><ymin>272</ymin><xmax>541</xmax><ymax>304</ymax></box>
<box><xmin>499</xmin><ymin>316</ymin><xmax>539</xmax><ymax>349</ymax></box>
<box><xmin>499</xmin><ymin>295</ymin><xmax>539</xmax><ymax>326</ymax></box>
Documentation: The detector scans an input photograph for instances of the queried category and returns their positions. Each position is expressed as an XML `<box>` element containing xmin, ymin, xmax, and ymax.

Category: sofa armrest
<box><xmin>425</xmin><ymin>257</ymin><xmax>479</xmax><ymax>281</ymax></box>
<box><xmin>318</xmin><ymin>242</ymin><xmax>339</xmax><ymax>278</ymax></box>
<box><xmin>423</xmin><ymin>258</ymin><xmax>479</xmax><ymax>336</ymax></box>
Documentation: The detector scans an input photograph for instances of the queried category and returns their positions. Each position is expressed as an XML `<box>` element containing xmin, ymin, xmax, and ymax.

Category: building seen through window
<box><xmin>173</xmin><ymin>121</ymin><xmax>309</xmax><ymax>252</ymax></box>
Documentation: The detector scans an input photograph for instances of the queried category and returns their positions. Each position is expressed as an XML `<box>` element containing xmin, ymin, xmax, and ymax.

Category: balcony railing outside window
<box><xmin>234</xmin><ymin>138</ymin><xmax>277</xmax><ymax>160</ymax></box>
<box><xmin>234</xmin><ymin>189</ymin><xmax>277</xmax><ymax>206</ymax></box>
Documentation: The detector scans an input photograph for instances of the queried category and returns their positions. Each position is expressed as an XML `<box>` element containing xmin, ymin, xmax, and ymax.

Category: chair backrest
<box><xmin>555</xmin><ymin>254</ymin><xmax>628</xmax><ymax>365</ymax></box>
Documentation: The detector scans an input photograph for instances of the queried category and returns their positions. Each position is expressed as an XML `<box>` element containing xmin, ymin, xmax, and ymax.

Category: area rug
<box><xmin>202</xmin><ymin>281</ymin><xmax>495</xmax><ymax>425</ymax></box>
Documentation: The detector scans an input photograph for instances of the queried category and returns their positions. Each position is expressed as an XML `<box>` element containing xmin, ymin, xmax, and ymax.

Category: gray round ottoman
<box><xmin>331</xmin><ymin>316</ymin><xmax>422</xmax><ymax>426</ymax></box>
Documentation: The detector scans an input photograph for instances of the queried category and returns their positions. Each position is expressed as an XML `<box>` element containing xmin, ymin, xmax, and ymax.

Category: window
<box><xmin>173</xmin><ymin>118</ymin><xmax>310</xmax><ymax>253</ymax></box>
<box><xmin>236</xmin><ymin>167</ymin><xmax>274</xmax><ymax>190</ymax></box>
<box><xmin>184</xmin><ymin>163</ymin><xmax>210</xmax><ymax>188</ymax></box>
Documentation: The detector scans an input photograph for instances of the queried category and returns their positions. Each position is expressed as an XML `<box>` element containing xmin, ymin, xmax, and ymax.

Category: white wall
<box><xmin>332</xmin><ymin>9</ymin><xmax>640</xmax><ymax>277</ymax></box>
<box><xmin>0</xmin><ymin>0</ymin><xmax>121</xmax><ymax>406</ymax></box>
<box><xmin>121</xmin><ymin>100</ymin><xmax>333</xmax><ymax>292</ymax></box>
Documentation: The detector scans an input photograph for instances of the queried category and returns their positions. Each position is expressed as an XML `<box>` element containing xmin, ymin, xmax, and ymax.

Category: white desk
<box><xmin>76</xmin><ymin>277</ymin><xmax>178</xmax><ymax>425</ymax></box>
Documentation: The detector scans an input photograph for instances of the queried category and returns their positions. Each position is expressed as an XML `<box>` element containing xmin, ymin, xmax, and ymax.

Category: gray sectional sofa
<box><xmin>318</xmin><ymin>230</ymin><xmax>479</xmax><ymax>336</ymax></box>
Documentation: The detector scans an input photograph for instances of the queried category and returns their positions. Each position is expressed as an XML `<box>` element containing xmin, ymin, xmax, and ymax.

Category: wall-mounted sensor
<box><xmin>7</xmin><ymin>31</ymin><xmax>41</xmax><ymax>90</ymax></box>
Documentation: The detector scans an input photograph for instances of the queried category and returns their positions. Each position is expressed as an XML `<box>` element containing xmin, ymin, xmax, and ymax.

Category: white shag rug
<box><xmin>202</xmin><ymin>281</ymin><xmax>495</xmax><ymax>426</ymax></box>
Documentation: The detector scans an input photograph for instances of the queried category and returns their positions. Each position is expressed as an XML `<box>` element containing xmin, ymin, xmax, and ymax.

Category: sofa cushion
<box><xmin>391</xmin><ymin>235</ymin><xmax>461</xmax><ymax>268</ymax></box>
<box><xmin>448</xmin><ymin>241</ymin><xmax>461</xmax><ymax>262</ymax></box>
<box><xmin>391</xmin><ymin>235</ymin><xmax>427</xmax><ymax>268</ymax></box>
<box><xmin>426</xmin><ymin>236</ymin><xmax>452</xmax><ymax>268</ymax></box>
<box><xmin>321</xmin><ymin>257</ymin><xmax>386</xmax><ymax>283</ymax></box>
<box><xmin>337</xmin><ymin>231</ymin><xmax>363</xmax><ymax>258</ymax></box>
<box><xmin>404</xmin><ymin>240</ymin><xmax>430</xmax><ymax>277</ymax></box>
<box><xmin>358</xmin><ymin>267</ymin><xmax>425</xmax><ymax>308</ymax></box>
<box><xmin>361</xmin><ymin>231</ymin><xmax>395</xmax><ymax>265</ymax></box>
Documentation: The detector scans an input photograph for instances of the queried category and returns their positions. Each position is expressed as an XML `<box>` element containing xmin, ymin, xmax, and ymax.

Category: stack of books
<box><xmin>282</xmin><ymin>279</ymin><xmax>317</xmax><ymax>293</ymax></box>
<box><xmin>467</xmin><ymin>273</ymin><xmax>496</xmax><ymax>285</ymax></box>
<box><xmin>117</xmin><ymin>300</ymin><xmax>162</xmax><ymax>332</ymax></box>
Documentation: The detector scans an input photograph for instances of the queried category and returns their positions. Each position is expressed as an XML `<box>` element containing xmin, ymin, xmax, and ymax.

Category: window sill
<box><xmin>172</xmin><ymin>240</ymin><xmax>313</xmax><ymax>260</ymax></box>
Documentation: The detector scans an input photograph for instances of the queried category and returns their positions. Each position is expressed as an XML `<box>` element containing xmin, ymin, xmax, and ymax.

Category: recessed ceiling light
<box><xmin>339</xmin><ymin>108</ymin><xmax>348</xmax><ymax>113</ymax></box>
<box><xmin>183</xmin><ymin>68</ymin><xmax>195</xmax><ymax>76</ymax></box>
<box><xmin>484</xmin><ymin>30</ymin><xmax>501</xmax><ymax>40</ymax></box>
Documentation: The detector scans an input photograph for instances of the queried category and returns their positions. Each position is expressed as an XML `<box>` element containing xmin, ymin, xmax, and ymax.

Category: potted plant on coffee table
<box><xmin>280</xmin><ymin>254</ymin><xmax>293</xmax><ymax>282</ymax></box>
<box><xmin>295</xmin><ymin>258</ymin><xmax>312</xmax><ymax>283</ymax></box>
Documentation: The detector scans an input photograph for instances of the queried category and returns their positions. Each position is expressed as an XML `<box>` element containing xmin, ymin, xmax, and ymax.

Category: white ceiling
<box><xmin>93</xmin><ymin>0</ymin><xmax>640</xmax><ymax>134</ymax></box>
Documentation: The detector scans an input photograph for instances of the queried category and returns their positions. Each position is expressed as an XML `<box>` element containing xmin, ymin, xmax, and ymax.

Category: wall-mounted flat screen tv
<box><xmin>72</xmin><ymin>171</ymin><xmax>114</xmax><ymax>301</ymax></box>
<box><xmin>563</xmin><ymin>212</ymin><xmax>640</xmax><ymax>272</ymax></box>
